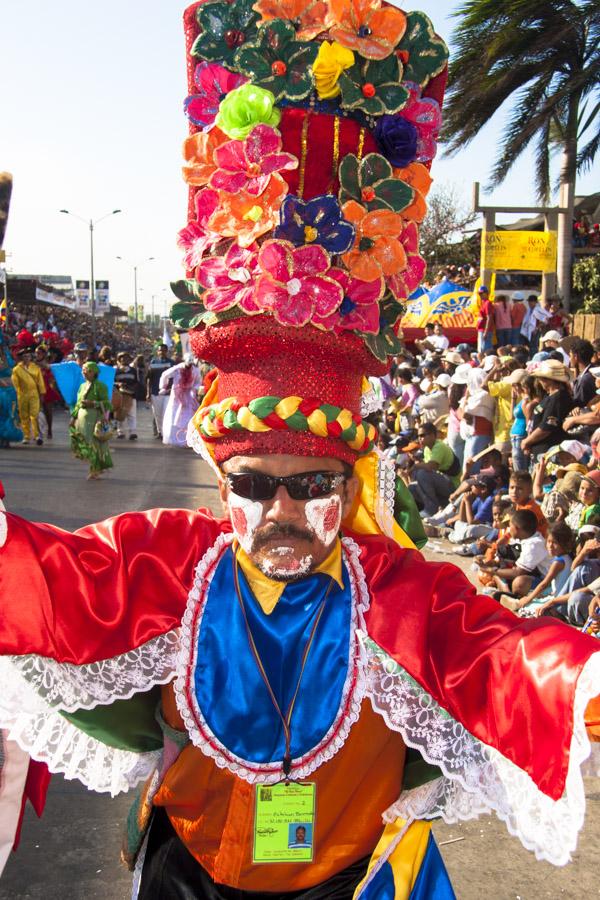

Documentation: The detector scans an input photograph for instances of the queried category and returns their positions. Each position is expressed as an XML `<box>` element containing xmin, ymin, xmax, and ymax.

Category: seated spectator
<box><xmin>446</xmin><ymin>474</ymin><xmax>496</xmax><ymax>544</ymax></box>
<box><xmin>415</xmin><ymin>374</ymin><xmax>450</xmax><ymax>424</ymax></box>
<box><xmin>508</xmin><ymin>470</ymin><xmax>548</xmax><ymax>535</ymax></box>
<box><xmin>501</xmin><ymin>522</ymin><xmax>574</xmax><ymax>615</ymax></box>
<box><xmin>537</xmin><ymin>466</ymin><xmax>582</xmax><ymax>524</ymax></box>
<box><xmin>481</xmin><ymin>508</ymin><xmax>551</xmax><ymax>598</ymax></box>
<box><xmin>533</xmin><ymin>531</ymin><xmax>600</xmax><ymax>625</ymax></box>
<box><xmin>407</xmin><ymin>422</ymin><xmax>461</xmax><ymax>516</ymax></box>
<box><xmin>459</xmin><ymin>496</ymin><xmax>512</xmax><ymax>558</ymax></box>
<box><xmin>577</xmin><ymin>471</ymin><xmax>600</xmax><ymax>528</ymax></box>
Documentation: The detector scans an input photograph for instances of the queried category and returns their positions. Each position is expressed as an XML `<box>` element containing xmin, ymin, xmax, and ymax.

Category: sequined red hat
<box><xmin>174</xmin><ymin>0</ymin><xmax>448</xmax><ymax>463</ymax></box>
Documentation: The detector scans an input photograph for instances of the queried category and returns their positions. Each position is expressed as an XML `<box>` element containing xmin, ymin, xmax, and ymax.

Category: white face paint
<box><xmin>227</xmin><ymin>493</ymin><xmax>264</xmax><ymax>554</ymax></box>
<box><xmin>260</xmin><ymin>555</ymin><xmax>314</xmax><ymax>580</ymax></box>
<box><xmin>304</xmin><ymin>495</ymin><xmax>342</xmax><ymax>547</ymax></box>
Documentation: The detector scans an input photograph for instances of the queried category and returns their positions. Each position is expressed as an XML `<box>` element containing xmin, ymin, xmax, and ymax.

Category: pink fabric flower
<box><xmin>387</xmin><ymin>220</ymin><xmax>426</xmax><ymax>300</ymax></box>
<box><xmin>209</xmin><ymin>125</ymin><xmax>298</xmax><ymax>196</ymax></box>
<box><xmin>176</xmin><ymin>189</ymin><xmax>220</xmax><ymax>270</ymax></box>
<box><xmin>312</xmin><ymin>269</ymin><xmax>383</xmax><ymax>334</ymax></box>
<box><xmin>255</xmin><ymin>240</ymin><xmax>344</xmax><ymax>327</ymax></box>
<box><xmin>195</xmin><ymin>243</ymin><xmax>261</xmax><ymax>314</ymax></box>
<box><xmin>397</xmin><ymin>82</ymin><xmax>442</xmax><ymax>163</ymax></box>
<box><xmin>184</xmin><ymin>62</ymin><xmax>247</xmax><ymax>128</ymax></box>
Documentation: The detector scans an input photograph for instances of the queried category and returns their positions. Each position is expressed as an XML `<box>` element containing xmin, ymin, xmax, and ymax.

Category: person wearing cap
<box><xmin>159</xmin><ymin>352</ymin><xmax>202</xmax><ymax>447</ymax></box>
<box><xmin>540</xmin><ymin>330</ymin><xmax>570</xmax><ymax>365</ymax></box>
<box><xmin>476</xmin><ymin>285</ymin><xmax>494</xmax><ymax>353</ymax></box>
<box><xmin>520</xmin><ymin>361</ymin><xmax>575</xmax><ymax>461</ymax></box>
<box><xmin>114</xmin><ymin>351</ymin><xmax>140</xmax><ymax>440</ymax></box>
<box><xmin>10</xmin><ymin>348</ymin><xmax>46</xmax><ymax>446</ymax></box>
<box><xmin>510</xmin><ymin>292</ymin><xmax>526</xmax><ymax>345</ymax></box>
<box><xmin>492</xmin><ymin>294</ymin><xmax>512</xmax><ymax>348</ymax></box>
<box><xmin>413</xmin><ymin>373</ymin><xmax>450</xmax><ymax>425</ymax></box>
<box><xmin>455</xmin><ymin>343</ymin><xmax>473</xmax><ymax>365</ymax></box>
<box><xmin>73</xmin><ymin>342</ymin><xmax>89</xmax><ymax>367</ymax></box>
<box><xmin>441</xmin><ymin>349</ymin><xmax>463</xmax><ymax>373</ymax></box>
<box><xmin>1</xmin><ymin>5</ymin><xmax>599</xmax><ymax>897</ymax></box>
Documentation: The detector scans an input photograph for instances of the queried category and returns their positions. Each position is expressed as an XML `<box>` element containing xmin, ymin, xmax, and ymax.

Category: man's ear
<box><xmin>218</xmin><ymin>477</ymin><xmax>230</xmax><ymax>519</ymax></box>
<box><xmin>342</xmin><ymin>475</ymin><xmax>360</xmax><ymax>519</ymax></box>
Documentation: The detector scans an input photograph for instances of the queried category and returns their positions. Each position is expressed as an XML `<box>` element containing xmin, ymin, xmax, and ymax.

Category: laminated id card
<box><xmin>253</xmin><ymin>782</ymin><xmax>316</xmax><ymax>863</ymax></box>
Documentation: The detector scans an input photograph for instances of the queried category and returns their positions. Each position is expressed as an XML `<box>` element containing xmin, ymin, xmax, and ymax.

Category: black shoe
<box><xmin>129</xmin><ymin>434</ymin><xmax>138</xmax><ymax>441</ymax></box>
<box><xmin>36</xmin><ymin>438</ymin><xmax>43</xmax><ymax>446</ymax></box>
<box><xmin>117</xmin><ymin>433</ymin><xmax>125</xmax><ymax>439</ymax></box>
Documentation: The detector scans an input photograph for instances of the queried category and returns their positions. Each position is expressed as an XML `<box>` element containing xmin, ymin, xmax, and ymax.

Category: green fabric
<box><xmin>425</xmin><ymin>440</ymin><xmax>459</xmax><ymax>486</ymax></box>
<box><xmin>61</xmin><ymin>687</ymin><xmax>163</xmax><ymax>752</ymax></box>
<box><xmin>70</xmin><ymin>379</ymin><xmax>113</xmax><ymax>474</ymax></box>
<box><xmin>581</xmin><ymin>502</ymin><xmax>600</xmax><ymax>527</ymax></box>
<box><xmin>402</xmin><ymin>746</ymin><xmax>443</xmax><ymax>791</ymax></box>
<box><xmin>394</xmin><ymin>476</ymin><xmax>427</xmax><ymax>550</ymax></box>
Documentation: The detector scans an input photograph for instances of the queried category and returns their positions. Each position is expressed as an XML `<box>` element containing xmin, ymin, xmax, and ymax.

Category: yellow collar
<box><xmin>235</xmin><ymin>540</ymin><xmax>344</xmax><ymax>616</ymax></box>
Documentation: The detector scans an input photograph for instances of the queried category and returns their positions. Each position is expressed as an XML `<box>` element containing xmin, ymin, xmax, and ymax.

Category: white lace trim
<box><xmin>187</xmin><ymin>417</ymin><xmax>222</xmax><ymax>479</ymax></box>
<box><xmin>174</xmin><ymin>533</ymin><xmax>371</xmax><ymax>784</ymax></box>
<box><xmin>364</xmin><ymin>636</ymin><xmax>600</xmax><ymax>866</ymax></box>
<box><xmin>0</xmin><ymin>663</ymin><xmax>160</xmax><ymax>796</ymax></box>
<box><xmin>0</xmin><ymin>630</ymin><xmax>180</xmax><ymax>713</ymax></box>
<box><xmin>374</xmin><ymin>453</ymin><xmax>397</xmax><ymax>540</ymax></box>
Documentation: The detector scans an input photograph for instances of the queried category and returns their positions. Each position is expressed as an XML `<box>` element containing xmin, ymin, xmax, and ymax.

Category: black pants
<box><xmin>138</xmin><ymin>809</ymin><xmax>370</xmax><ymax>900</ymax></box>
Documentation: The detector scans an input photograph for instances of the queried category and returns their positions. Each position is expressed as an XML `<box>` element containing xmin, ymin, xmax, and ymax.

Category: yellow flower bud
<box><xmin>312</xmin><ymin>41</ymin><xmax>355</xmax><ymax>100</ymax></box>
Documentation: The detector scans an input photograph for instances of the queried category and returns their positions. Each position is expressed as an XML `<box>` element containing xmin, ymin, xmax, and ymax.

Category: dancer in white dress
<box><xmin>159</xmin><ymin>353</ymin><xmax>201</xmax><ymax>447</ymax></box>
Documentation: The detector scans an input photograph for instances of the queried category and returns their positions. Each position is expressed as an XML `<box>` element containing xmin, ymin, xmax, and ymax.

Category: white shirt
<box><xmin>521</xmin><ymin>304</ymin><xmax>550</xmax><ymax>340</ymax></box>
<box><xmin>430</xmin><ymin>334</ymin><xmax>450</xmax><ymax>351</ymax></box>
<box><xmin>516</xmin><ymin>533</ymin><xmax>551</xmax><ymax>576</ymax></box>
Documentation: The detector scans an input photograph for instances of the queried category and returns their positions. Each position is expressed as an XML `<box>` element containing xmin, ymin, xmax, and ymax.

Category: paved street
<box><xmin>0</xmin><ymin>407</ymin><xmax>598</xmax><ymax>899</ymax></box>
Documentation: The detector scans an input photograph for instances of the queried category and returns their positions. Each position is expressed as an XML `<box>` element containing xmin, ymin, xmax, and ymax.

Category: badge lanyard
<box><xmin>232</xmin><ymin>553</ymin><xmax>334</xmax><ymax>779</ymax></box>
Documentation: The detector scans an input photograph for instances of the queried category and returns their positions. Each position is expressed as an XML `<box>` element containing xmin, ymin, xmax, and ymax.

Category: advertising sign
<box><xmin>95</xmin><ymin>280</ymin><xmax>110</xmax><ymax>313</ymax></box>
<box><xmin>75</xmin><ymin>279</ymin><xmax>90</xmax><ymax>308</ymax></box>
<box><xmin>481</xmin><ymin>231</ymin><xmax>557</xmax><ymax>273</ymax></box>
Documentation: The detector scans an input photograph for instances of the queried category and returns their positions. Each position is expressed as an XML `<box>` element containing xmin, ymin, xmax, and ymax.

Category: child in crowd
<box><xmin>576</xmin><ymin>470</ymin><xmax>600</xmax><ymax>528</ymax></box>
<box><xmin>501</xmin><ymin>522</ymin><xmax>574</xmax><ymax>615</ymax></box>
<box><xmin>480</xmin><ymin>508</ymin><xmax>551</xmax><ymax>598</ymax></box>
<box><xmin>459</xmin><ymin>496</ymin><xmax>512</xmax><ymax>558</ymax></box>
<box><xmin>446</xmin><ymin>475</ymin><xmax>496</xmax><ymax>544</ymax></box>
<box><xmin>508</xmin><ymin>471</ymin><xmax>547</xmax><ymax>535</ymax></box>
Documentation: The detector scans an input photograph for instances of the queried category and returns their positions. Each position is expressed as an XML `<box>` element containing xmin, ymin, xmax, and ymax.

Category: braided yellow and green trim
<box><xmin>194</xmin><ymin>395</ymin><xmax>377</xmax><ymax>454</ymax></box>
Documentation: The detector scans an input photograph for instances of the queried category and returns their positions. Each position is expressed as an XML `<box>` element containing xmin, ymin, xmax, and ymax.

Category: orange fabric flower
<box><xmin>182</xmin><ymin>128</ymin><xmax>228</xmax><ymax>186</ymax></box>
<box><xmin>208</xmin><ymin>174</ymin><xmax>288</xmax><ymax>247</ymax></box>
<box><xmin>392</xmin><ymin>162</ymin><xmax>432</xmax><ymax>223</ymax></box>
<box><xmin>326</xmin><ymin>0</ymin><xmax>407</xmax><ymax>61</ymax></box>
<box><xmin>341</xmin><ymin>200</ymin><xmax>405</xmax><ymax>281</ymax></box>
<box><xmin>253</xmin><ymin>0</ymin><xmax>329</xmax><ymax>41</ymax></box>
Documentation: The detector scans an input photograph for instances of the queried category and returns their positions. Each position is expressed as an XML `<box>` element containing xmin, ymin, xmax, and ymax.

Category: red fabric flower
<box><xmin>312</xmin><ymin>268</ymin><xmax>383</xmax><ymax>333</ymax></box>
<box><xmin>209</xmin><ymin>125</ymin><xmax>297</xmax><ymax>196</ymax></box>
<box><xmin>195</xmin><ymin>243</ymin><xmax>261</xmax><ymax>314</ymax></box>
<box><xmin>255</xmin><ymin>240</ymin><xmax>344</xmax><ymax>326</ymax></box>
<box><xmin>387</xmin><ymin>220</ymin><xmax>426</xmax><ymax>300</ymax></box>
<box><xmin>177</xmin><ymin>189</ymin><xmax>220</xmax><ymax>270</ymax></box>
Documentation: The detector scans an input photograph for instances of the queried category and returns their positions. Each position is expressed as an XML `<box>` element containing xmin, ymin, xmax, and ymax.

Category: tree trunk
<box><xmin>556</xmin><ymin>93</ymin><xmax>581</xmax><ymax>310</ymax></box>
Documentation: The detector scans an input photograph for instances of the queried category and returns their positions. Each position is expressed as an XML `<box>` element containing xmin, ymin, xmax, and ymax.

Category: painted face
<box><xmin>222</xmin><ymin>455</ymin><xmax>354</xmax><ymax>582</ymax></box>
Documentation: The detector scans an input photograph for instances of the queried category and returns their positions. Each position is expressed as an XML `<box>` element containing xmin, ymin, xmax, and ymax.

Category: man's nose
<box><xmin>264</xmin><ymin>485</ymin><xmax>303</xmax><ymax>522</ymax></box>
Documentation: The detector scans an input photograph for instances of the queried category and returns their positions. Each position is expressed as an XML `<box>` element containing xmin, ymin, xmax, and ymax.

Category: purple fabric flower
<box><xmin>274</xmin><ymin>195</ymin><xmax>355</xmax><ymax>254</ymax></box>
<box><xmin>184</xmin><ymin>62</ymin><xmax>247</xmax><ymax>128</ymax></box>
<box><xmin>373</xmin><ymin>115</ymin><xmax>418</xmax><ymax>168</ymax></box>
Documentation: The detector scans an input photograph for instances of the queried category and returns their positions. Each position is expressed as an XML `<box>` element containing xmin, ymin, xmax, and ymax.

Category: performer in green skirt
<box><xmin>70</xmin><ymin>361</ymin><xmax>113</xmax><ymax>479</ymax></box>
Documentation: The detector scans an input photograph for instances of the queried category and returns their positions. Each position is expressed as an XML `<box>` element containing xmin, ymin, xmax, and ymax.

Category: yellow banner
<box><xmin>482</xmin><ymin>231</ymin><xmax>557</xmax><ymax>273</ymax></box>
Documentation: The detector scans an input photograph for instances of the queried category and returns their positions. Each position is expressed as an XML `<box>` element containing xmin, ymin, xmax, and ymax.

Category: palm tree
<box><xmin>442</xmin><ymin>0</ymin><xmax>600</xmax><ymax>306</ymax></box>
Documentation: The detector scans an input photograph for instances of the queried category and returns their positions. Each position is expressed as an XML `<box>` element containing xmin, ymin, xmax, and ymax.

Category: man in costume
<box><xmin>1</xmin><ymin>2</ymin><xmax>600</xmax><ymax>897</ymax></box>
<box><xmin>10</xmin><ymin>348</ymin><xmax>45</xmax><ymax>445</ymax></box>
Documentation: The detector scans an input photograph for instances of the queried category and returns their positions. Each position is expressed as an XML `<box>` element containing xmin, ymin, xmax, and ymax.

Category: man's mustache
<box><xmin>253</xmin><ymin>523</ymin><xmax>315</xmax><ymax>549</ymax></box>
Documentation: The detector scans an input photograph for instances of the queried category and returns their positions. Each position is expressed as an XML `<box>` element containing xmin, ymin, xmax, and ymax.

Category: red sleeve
<box><xmin>358</xmin><ymin>533</ymin><xmax>598</xmax><ymax>801</ymax></box>
<box><xmin>0</xmin><ymin>508</ymin><xmax>226</xmax><ymax>663</ymax></box>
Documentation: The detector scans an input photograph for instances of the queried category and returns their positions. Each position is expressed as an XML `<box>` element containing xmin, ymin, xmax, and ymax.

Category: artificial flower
<box><xmin>252</xmin><ymin>0</ymin><xmax>328</xmax><ymax>41</ymax></box>
<box><xmin>326</xmin><ymin>0</ymin><xmax>407</xmax><ymax>60</ymax></box>
<box><xmin>373</xmin><ymin>115</ymin><xmax>417</xmax><ymax>168</ymax></box>
<box><xmin>392</xmin><ymin>162</ymin><xmax>432</xmax><ymax>223</ymax></box>
<box><xmin>255</xmin><ymin>240</ymin><xmax>344</xmax><ymax>326</ymax></box>
<box><xmin>341</xmin><ymin>200</ymin><xmax>405</xmax><ymax>281</ymax></box>
<box><xmin>312</xmin><ymin>41</ymin><xmax>355</xmax><ymax>100</ymax></box>
<box><xmin>184</xmin><ymin>63</ymin><xmax>248</xmax><ymax>129</ymax></box>
<box><xmin>208</xmin><ymin>174</ymin><xmax>288</xmax><ymax>247</ymax></box>
<box><xmin>195</xmin><ymin>243</ymin><xmax>261</xmax><ymax>314</ymax></box>
<box><xmin>233</xmin><ymin>20</ymin><xmax>317</xmax><ymax>101</ymax></box>
<box><xmin>274</xmin><ymin>194</ymin><xmax>355</xmax><ymax>253</ymax></box>
<box><xmin>192</xmin><ymin>0</ymin><xmax>260</xmax><ymax>68</ymax></box>
<box><xmin>182</xmin><ymin>128</ymin><xmax>229</xmax><ymax>187</ymax></box>
<box><xmin>176</xmin><ymin>189</ymin><xmax>221</xmax><ymax>270</ymax></box>
<box><xmin>209</xmin><ymin>125</ymin><xmax>297</xmax><ymax>196</ymax></box>
<box><xmin>395</xmin><ymin>11</ymin><xmax>449</xmax><ymax>88</ymax></box>
<box><xmin>312</xmin><ymin>269</ymin><xmax>383</xmax><ymax>333</ymax></box>
<box><xmin>338</xmin><ymin>152</ymin><xmax>414</xmax><ymax>213</ymax></box>
<box><xmin>394</xmin><ymin>81</ymin><xmax>442</xmax><ymax>163</ymax></box>
<box><xmin>387</xmin><ymin>220</ymin><xmax>426</xmax><ymax>299</ymax></box>
<box><xmin>215</xmin><ymin>84</ymin><xmax>281</xmax><ymax>140</ymax></box>
<box><xmin>339</xmin><ymin>55</ymin><xmax>409</xmax><ymax>117</ymax></box>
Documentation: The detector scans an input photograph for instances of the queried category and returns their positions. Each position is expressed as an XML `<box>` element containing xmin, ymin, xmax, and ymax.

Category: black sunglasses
<box><xmin>225</xmin><ymin>471</ymin><xmax>346</xmax><ymax>502</ymax></box>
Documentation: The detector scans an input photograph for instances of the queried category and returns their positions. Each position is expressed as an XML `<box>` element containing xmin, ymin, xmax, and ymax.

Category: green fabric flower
<box><xmin>338</xmin><ymin>153</ymin><xmax>414</xmax><ymax>213</ymax></box>
<box><xmin>338</xmin><ymin>55</ymin><xmax>409</xmax><ymax>117</ymax></box>
<box><xmin>215</xmin><ymin>84</ymin><xmax>281</xmax><ymax>140</ymax></box>
<box><xmin>192</xmin><ymin>0</ymin><xmax>260</xmax><ymax>68</ymax></box>
<box><xmin>233</xmin><ymin>20</ymin><xmax>317</xmax><ymax>101</ymax></box>
<box><xmin>396</xmin><ymin>11</ymin><xmax>448</xmax><ymax>87</ymax></box>
<box><xmin>362</xmin><ymin>324</ymin><xmax>403</xmax><ymax>363</ymax></box>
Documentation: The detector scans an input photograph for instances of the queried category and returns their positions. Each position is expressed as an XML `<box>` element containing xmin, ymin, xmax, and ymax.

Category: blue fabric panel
<box><xmin>409</xmin><ymin>834</ymin><xmax>456</xmax><ymax>900</ymax></box>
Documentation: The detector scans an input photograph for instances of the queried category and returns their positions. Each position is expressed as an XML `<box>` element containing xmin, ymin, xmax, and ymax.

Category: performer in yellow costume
<box><xmin>10</xmin><ymin>348</ymin><xmax>45</xmax><ymax>444</ymax></box>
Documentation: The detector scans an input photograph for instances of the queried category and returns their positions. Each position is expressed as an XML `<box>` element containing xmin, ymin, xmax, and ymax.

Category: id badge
<box><xmin>253</xmin><ymin>782</ymin><xmax>316</xmax><ymax>863</ymax></box>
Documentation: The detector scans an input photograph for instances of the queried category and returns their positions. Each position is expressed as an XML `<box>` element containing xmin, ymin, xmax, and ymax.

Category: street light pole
<box><xmin>116</xmin><ymin>255</ymin><xmax>154</xmax><ymax>346</ymax></box>
<box><xmin>60</xmin><ymin>208</ymin><xmax>121</xmax><ymax>350</ymax></box>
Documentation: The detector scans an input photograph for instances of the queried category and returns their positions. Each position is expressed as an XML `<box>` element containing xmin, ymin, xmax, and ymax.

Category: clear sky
<box><xmin>3</xmin><ymin>0</ymin><xmax>597</xmax><ymax>312</ymax></box>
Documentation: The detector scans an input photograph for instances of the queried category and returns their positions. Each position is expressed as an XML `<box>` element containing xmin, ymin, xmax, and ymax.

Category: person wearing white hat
<box><xmin>521</xmin><ymin>361</ymin><xmax>575</xmax><ymax>461</ymax></box>
<box><xmin>541</xmin><ymin>330</ymin><xmax>570</xmax><ymax>365</ymax></box>
<box><xmin>415</xmin><ymin>372</ymin><xmax>450</xmax><ymax>424</ymax></box>
<box><xmin>442</xmin><ymin>349</ymin><xmax>464</xmax><ymax>370</ymax></box>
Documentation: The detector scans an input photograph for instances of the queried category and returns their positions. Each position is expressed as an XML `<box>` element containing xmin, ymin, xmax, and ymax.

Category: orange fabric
<box><xmin>155</xmin><ymin>685</ymin><xmax>406</xmax><ymax>891</ymax></box>
<box><xmin>585</xmin><ymin>696</ymin><xmax>600</xmax><ymax>741</ymax></box>
<box><xmin>517</xmin><ymin>499</ymin><xmax>548</xmax><ymax>537</ymax></box>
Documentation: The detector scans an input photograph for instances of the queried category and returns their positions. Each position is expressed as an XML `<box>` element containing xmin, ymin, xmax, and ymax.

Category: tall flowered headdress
<box><xmin>174</xmin><ymin>0</ymin><xmax>447</xmax><ymax>538</ymax></box>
